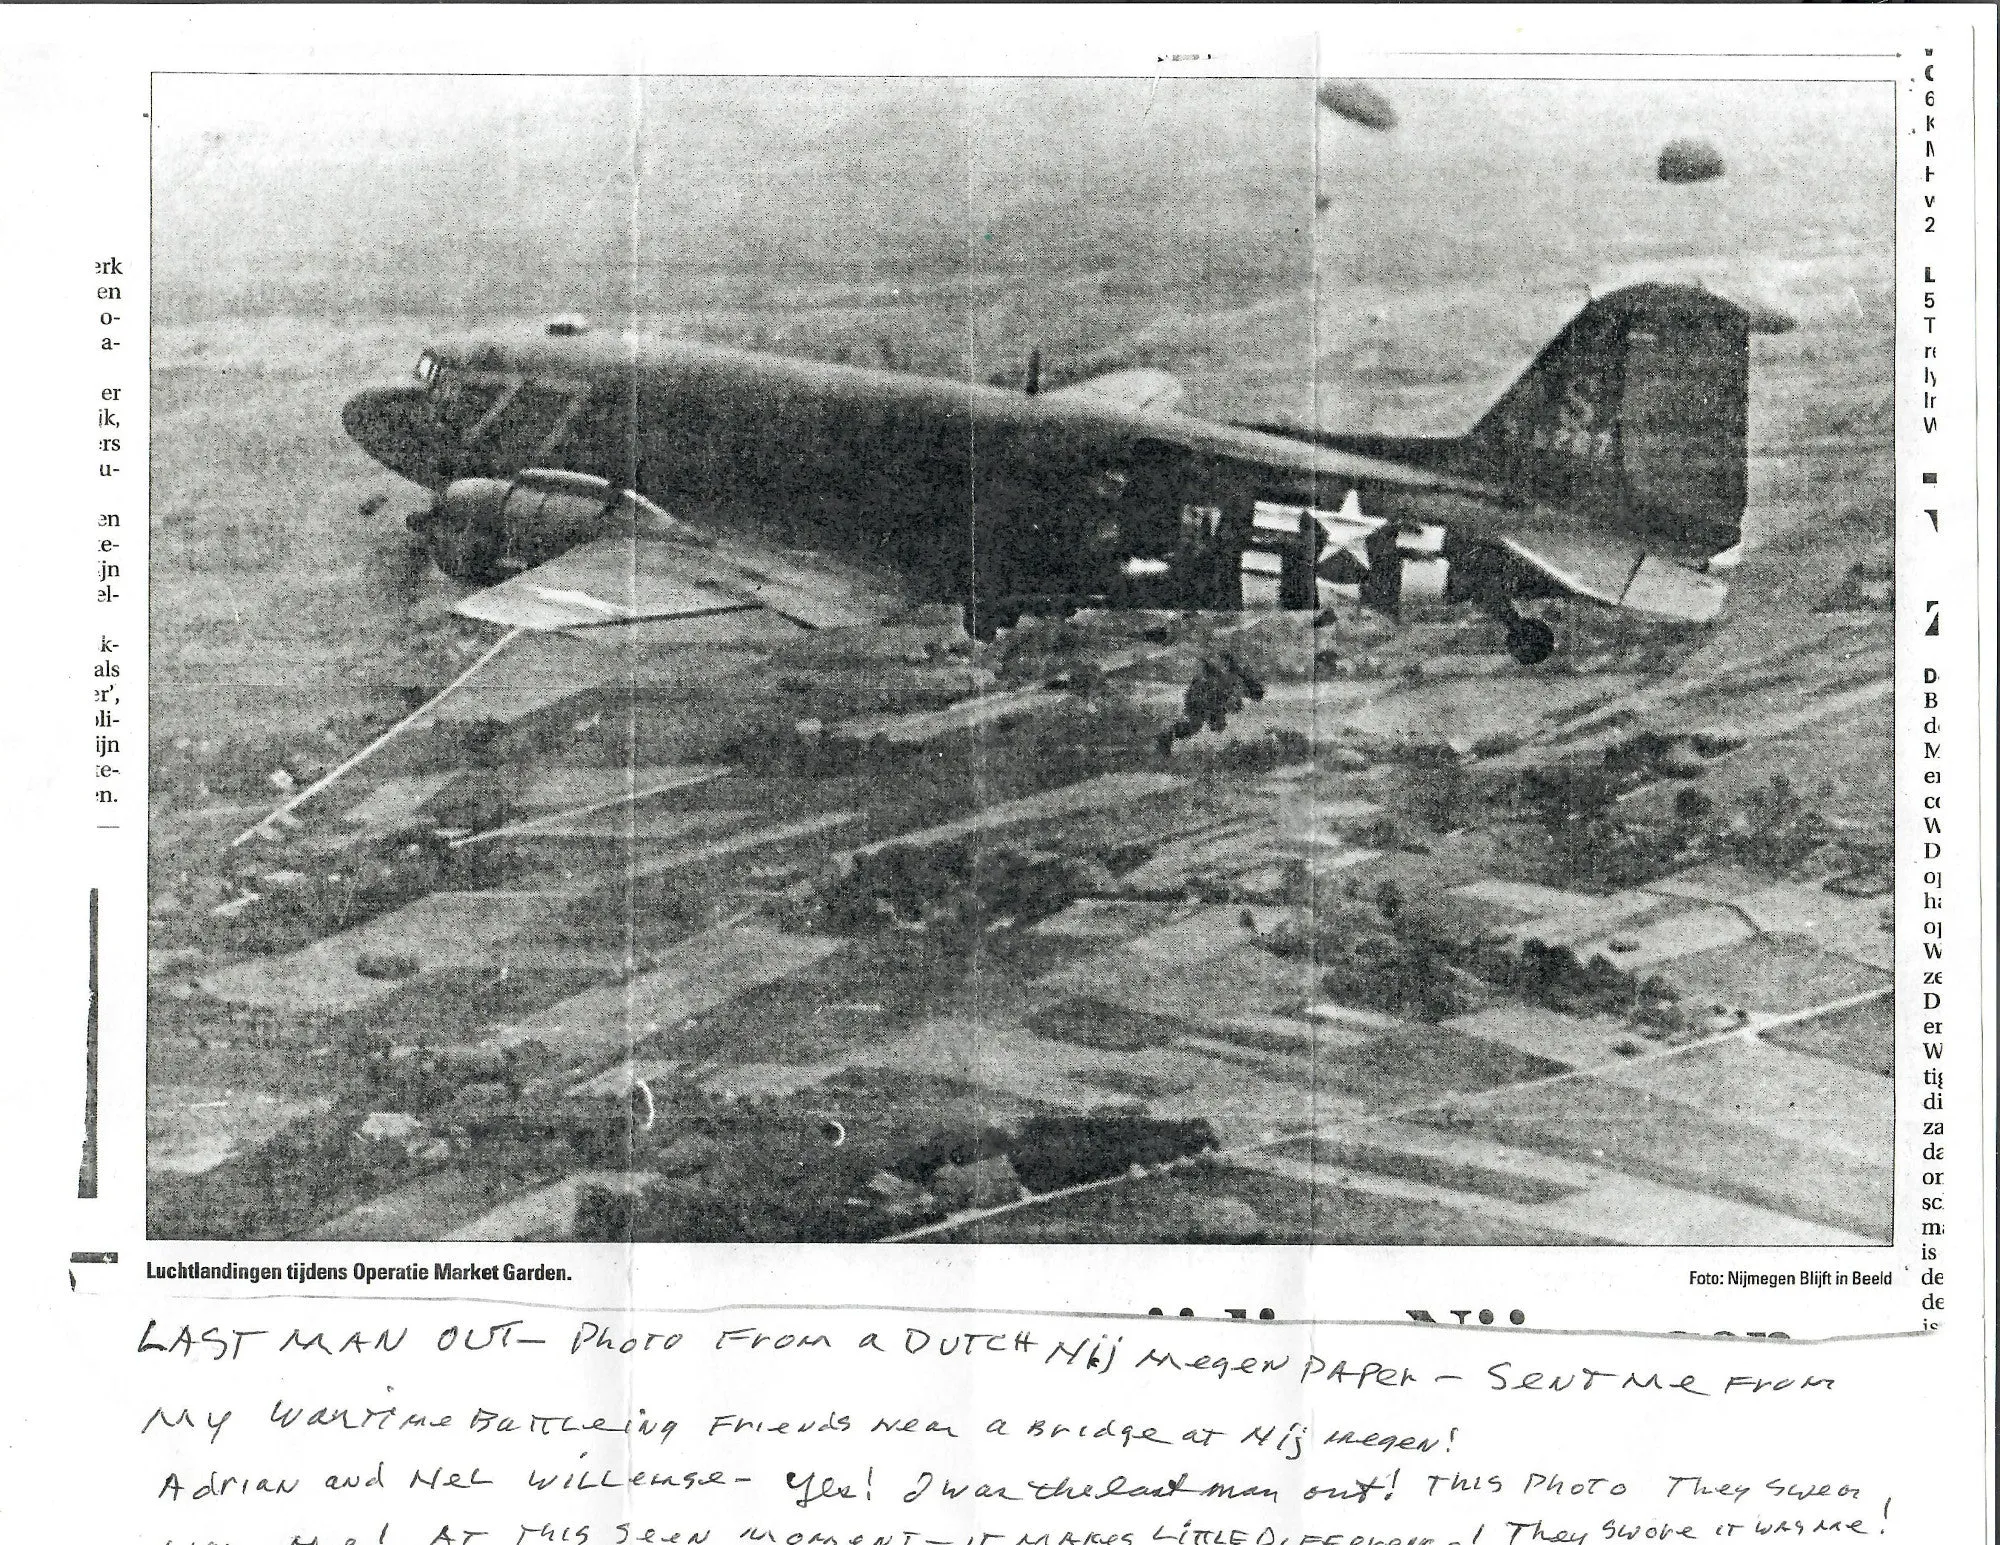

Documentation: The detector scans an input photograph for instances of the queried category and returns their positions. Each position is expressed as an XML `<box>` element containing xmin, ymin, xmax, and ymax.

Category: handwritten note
<box><xmin>56</xmin><ymin>1307</ymin><xmax>1935</xmax><ymax>1545</ymax></box>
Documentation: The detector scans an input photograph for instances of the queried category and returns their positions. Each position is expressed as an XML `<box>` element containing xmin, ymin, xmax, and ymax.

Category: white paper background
<box><xmin>0</xmin><ymin>7</ymin><xmax>1992</xmax><ymax>1541</ymax></box>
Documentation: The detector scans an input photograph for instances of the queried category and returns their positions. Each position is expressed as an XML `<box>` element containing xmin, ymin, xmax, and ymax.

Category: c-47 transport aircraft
<box><xmin>342</xmin><ymin>281</ymin><xmax>1749</xmax><ymax>666</ymax></box>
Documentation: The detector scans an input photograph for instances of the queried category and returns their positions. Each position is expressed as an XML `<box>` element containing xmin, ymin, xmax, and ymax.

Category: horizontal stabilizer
<box><xmin>1619</xmin><ymin>552</ymin><xmax>1732</xmax><ymax>622</ymax></box>
<box><xmin>1502</xmin><ymin>531</ymin><xmax>1728</xmax><ymax>623</ymax></box>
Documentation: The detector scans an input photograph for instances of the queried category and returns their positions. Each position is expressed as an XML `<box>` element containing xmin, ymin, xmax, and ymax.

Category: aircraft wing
<box><xmin>1048</xmin><ymin>368</ymin><xmax>1190</xmax><ymax>415</ymax></box>
<box><xmin>454</xmin><ymin>533</ymin><xmax>905</xmax><ymax>633</ymax></box>
<box><xmin>454</xmin><ymin>537</ymin><xmax>758</xmax><ymax>631</ymax></box>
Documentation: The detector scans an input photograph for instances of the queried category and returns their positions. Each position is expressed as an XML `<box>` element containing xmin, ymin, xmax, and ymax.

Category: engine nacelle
<box><xmin>410</xmin><ymin>469</ymin><xmax>679</xmax><ymax>583</ymax></box>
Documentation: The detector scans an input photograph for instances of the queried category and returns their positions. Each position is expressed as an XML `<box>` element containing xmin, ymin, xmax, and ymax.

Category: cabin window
<box><xmin>414</xmin><ymin>351</ymin><xmax>439</xmax><ymax>384</ymax></box>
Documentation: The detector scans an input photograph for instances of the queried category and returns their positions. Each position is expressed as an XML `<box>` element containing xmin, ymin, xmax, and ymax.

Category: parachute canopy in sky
<box><xmin>1317</xmin><ymin>80</ymin><xmax>1398</xmax><ymax>132</ymax></box>
<box><xmin>1657</xmin><ymin>136</ymin><xmax>1726</xmax><ymax>184</ymax></box>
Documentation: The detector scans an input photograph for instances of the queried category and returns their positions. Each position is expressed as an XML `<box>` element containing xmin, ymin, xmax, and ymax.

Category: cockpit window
<box><xmin>415</xmin><ymin>351</ymin><xmax>439</xmax><ymax>384</ymax></box>
<box><xmin>430</xmin><ymin>369</ymin><xmax>507</xmax><ymax>437</ymax></box>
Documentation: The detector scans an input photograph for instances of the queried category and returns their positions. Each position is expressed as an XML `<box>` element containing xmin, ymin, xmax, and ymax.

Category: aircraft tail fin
<box><xmin>1464</xmin><ymin>283</ymin><xmax>1749</xmax><ymax>562</ymax></box>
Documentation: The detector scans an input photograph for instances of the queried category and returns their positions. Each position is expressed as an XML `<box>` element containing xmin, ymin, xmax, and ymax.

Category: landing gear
<box><xmin>1504</xmin><ymin>612</ymin><xmax>1556</xmax><ymax>666</ymax></box>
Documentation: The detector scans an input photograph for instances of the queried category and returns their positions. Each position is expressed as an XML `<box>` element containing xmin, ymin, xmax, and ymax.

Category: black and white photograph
<box><xmin>146</xmin><ymin>71</ymin><xmax>1896</xmax><ymax>1246</ymax></box>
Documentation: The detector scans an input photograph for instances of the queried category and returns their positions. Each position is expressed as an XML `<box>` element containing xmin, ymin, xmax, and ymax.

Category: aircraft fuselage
<box><xmin>344</xmin><ymin>332</ymin><xmax>1327</xmax><ymax>617</ymax></box>
<box><xmin>343</xmin><ymin>284</ymin><xmax>1750</xmax><ymax>648</ymax></box>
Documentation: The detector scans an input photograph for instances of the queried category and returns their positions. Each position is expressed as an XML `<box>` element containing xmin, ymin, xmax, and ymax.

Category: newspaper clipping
<box><xmin>1</xmin><ymin>7</ymin><xmax>1992</xmax><ymax>1544</ymax></box>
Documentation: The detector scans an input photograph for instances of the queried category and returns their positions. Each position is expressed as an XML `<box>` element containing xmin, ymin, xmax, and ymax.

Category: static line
<box><xmin>448</xmin><ymin>766</ymin><xmax>731</xmax><ymax>849</ymax></box>
<box><xmin>231</xmin><ymin>627</ymin><xmax>526</xmax><ymax>847</ymax></box>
